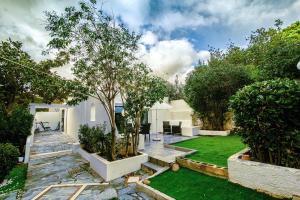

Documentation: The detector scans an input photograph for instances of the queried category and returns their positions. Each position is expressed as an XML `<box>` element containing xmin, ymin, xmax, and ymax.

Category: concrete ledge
<box><xmin>72</xmin><ymin>143</ymin><xmax>91</xmax><ymax>162</ymax></box>
<box><xmin>136</xmin><ymin>181</ymin><xmax>175</xmax><ymax>200</ymax></box>
<box><xmin>228</xmin><ymin>148</ymin><xmax>300</xmax><ymax>199</ymax></box>
<box><xmin>176</xmin><ymin>157</ymin><xmax>228</xmax><ymax>178</ymax></box>
<box><xmin>199</xmin><ymin>130</ymin><xmax>230</xmax><ymax>136</ymax></box>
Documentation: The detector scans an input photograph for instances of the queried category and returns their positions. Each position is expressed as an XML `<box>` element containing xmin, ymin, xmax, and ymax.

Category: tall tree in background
<box><xmin>45</xmin><ymin>0</ymin><xmax>140</xmax><ymax>160</ymax></box>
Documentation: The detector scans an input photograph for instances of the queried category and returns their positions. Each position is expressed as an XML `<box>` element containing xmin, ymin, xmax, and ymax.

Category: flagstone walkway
<box><xmin>21</xmin><ymin>131</ymin><xmax>153</xmax><ymax>200</ymax></box>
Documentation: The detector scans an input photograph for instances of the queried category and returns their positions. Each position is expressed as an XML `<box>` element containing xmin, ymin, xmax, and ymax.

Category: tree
<box><xmin>165</xmin><ymin>75</ymin><xmax>184</xmax><ymax>101</ymax></box>
<box><xmin>120</xmin><ymin>63</ymin><xmax>167</xmax><ymax>155</ymax></box>
<box><xmin>0</xmin><ymin>39</ymin><xmax>74</xmax><ymax>112</ymax></box>
<box><xmin>45</xmin><ymin>0</ymin><xmax>140</xmax><ymax>160</ymax></box>
<box><xmin>247</xmin><ymin>20</ymin><xmax>300</xmax><ymax>79</ymax></box>
<box><xmin>184</xmin><ymin>64</ymin><xmax>252</xmax><ymax>130</ymax></box>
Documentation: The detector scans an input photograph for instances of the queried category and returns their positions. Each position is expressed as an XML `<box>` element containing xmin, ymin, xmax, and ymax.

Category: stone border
<box><xmin>199</xmin><ymin>130</ymin><xmax>230</xmax><ymax>136</ymax></box>
<box><xmin>228</xmin><ymin>148</ymin><xmax>300</xmax><ymax>199</ymax></box>
<box><xmin>176</xmin><ymin>157</ymin><xmax>228</xmax><ymax>178</ymax></box>
<box><xmin>136</xmin><ymin>181</ymin><xmax>175</xmax><ymax>200</ymax></box>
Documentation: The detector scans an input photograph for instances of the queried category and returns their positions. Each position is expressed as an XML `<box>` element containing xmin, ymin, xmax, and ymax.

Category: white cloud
<box><xmin>140</xmin><ymin>31</ymin><xmax>158</xmax><ymax>45</ymax></box>
<box><xmin>139</xmin><ymin>39</ymin><xmax>209</xmax><ymax>82</ymax></box>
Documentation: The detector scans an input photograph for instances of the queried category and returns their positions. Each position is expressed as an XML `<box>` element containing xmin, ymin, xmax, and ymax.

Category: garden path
<box><xmin>21</xmin><ymin>131</ymin><xmax>153</xmax><ymax>200</ymax></box>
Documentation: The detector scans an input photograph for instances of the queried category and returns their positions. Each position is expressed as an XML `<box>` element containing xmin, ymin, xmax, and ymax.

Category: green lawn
<box><xmin>0</xmin><ymin>164</ymin><xmax>27</xmax><ymax>194</ymax></box>
<box><xmin>150</xmin><ymin>168</ymin><xmax>277</xmax><ymax>200</ymax></box>
<box><xmin>174</xmin><ymin>135</ymin><xmax>246</xmax><ymax>167</ymax></box>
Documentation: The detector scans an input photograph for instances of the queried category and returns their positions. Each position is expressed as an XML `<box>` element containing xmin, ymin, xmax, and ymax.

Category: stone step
<box><xmin>148</xmin><ymin>156</ymin><xmax>170</xmax><ymax>167</ymax></box>
<box><xmin>141</xmin><ymin>162</ymin><xmax>165</xmax><ymax>174</ymax></box>
<box><xmin>30</xmin><ymin>149</ymin><xmax>72</xmax><ymax>160</ymax></box>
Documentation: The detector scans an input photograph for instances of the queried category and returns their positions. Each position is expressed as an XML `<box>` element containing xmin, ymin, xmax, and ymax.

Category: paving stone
<box><xmin>97</xmin><ymin>188</ymin><xmax>118</xmax><ymax>199</ymax></box>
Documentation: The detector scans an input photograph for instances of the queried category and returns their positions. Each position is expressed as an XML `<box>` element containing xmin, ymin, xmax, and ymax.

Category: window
<box><xmin>90</xmin><ymin>103</ymin><xmax>96</xmax><ymax>121</ymax></box>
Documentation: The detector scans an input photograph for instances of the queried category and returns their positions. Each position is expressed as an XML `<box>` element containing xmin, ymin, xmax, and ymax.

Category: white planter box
<box><xmin>228</xmin><ymin>149</ymin><xmax>300</xmax><ymax>198</ymax></box>
<box><xmin>181</xmin><ymin>126</ymin><xmax>200</xmax><ymax>137</ymax></box>
<box><xmin>72</xmin><ymin>143</ymin><xmax>91</xmax><ymax>162</ymax></box>
<box><xmin>90</xmin><ymin>153</ymin><xmax>148</xmax><ymax>181</ymax></box>
<box><xmin>199</xmin><ymin>130</ymin><xmax>229</xmax><ymax>136</ymax></box>
<box><xmin>73</xmin><ymin>143</ymin><xmax>148</xmax><ymax>181</ymax></box>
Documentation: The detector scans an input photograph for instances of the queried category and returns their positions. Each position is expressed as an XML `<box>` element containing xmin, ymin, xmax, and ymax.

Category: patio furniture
<box><xmin>36</xmin><ymin>121</ymin><xmax>51</xmax><ymax>132</ymax></box>
<box><xmin>172</xmin><ymin>122</ymin><xmax>182</xmax><ymax>135</ymax></box>
<box><xmin>163</xmin><ymin>121</ymin><xmax>172</xmax><ymax>134</ymax></box>
<box><xmin>140</xmin><ymin>123</ymin><xmax>151</xmax><ymax>141</ymax></box>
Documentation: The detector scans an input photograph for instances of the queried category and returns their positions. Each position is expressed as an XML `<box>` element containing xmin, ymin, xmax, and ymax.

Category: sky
<box><xmin>0</xmin><ymin>0</ymin><xmax>300</xmax><ymax>82</ymax></box>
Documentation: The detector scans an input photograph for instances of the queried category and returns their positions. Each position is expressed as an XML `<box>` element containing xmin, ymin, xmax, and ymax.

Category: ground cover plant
<box><xmin>0</xmin><ymin>164</ymin><xmax>27</xmax><ymax>194</ymax></box>
<box><xmin>150</xmin><ymin>168</ymin><xmax>277</xmax><ymax>200</ymax></box>
<box><xmin>174</xmin><ymin>136</ymin><xmax>246</xmax><ymax>167</ymax></box>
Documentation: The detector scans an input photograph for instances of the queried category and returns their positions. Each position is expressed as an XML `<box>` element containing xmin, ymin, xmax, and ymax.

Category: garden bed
<box><xmin>72</xmin><ymin>143</ymin><xmax>148</xmax><ymax>181</ymax></box>
<box><xmin>173</xmin><ymin>135</ymin><xmax>246</xmax><ymax>167</ymax></box>
<box><xmin>149</xmin><ymin>168</ymin><xmax>277</xmax><ymax>200</ymax></box>
<box><xmin>228</xmin><ymin>149</ymin><xmax>300</xmax><ymax>199</ymax></box>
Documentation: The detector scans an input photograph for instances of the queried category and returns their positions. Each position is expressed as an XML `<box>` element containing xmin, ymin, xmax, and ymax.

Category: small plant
<box><xmin>0</xmin><ymin>143</ymin><xmax>20</xmax><ymax>181</ymax></box>
<box><xmin>230</xmin><ymin>79</ymin><xmax>300</xmax><ymax>168</ymax></box>
<box><xmin>78</xmin><ymin>124</ymin><xmax>112</xmax><ymax>157</ymax></box>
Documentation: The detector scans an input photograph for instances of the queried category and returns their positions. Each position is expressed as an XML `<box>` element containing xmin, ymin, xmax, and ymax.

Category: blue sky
<box><xmin>0</xmin><ymin>0</ymin><xmax>300</xmax><ymax>81</ymax></box>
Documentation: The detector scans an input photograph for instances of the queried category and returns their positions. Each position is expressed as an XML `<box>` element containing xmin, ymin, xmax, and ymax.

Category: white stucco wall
<box><xmin>228</xmin><ymin>149</ymin><xmax>300</xmax><ymax>198</ymax></box>
<box><xmin>66</xmin><ymin>97</ymin><xmax>111</xmax><ymax>140</ymax></box>
<box><xmin>35</xmin><ymin>111</ymin><xmax>61</xmax><ymax>130</ymax></box>
<box><xmin>148</xmin><ymin>99</ymin><xmax>196</xmax><ymax>134</ymax></box>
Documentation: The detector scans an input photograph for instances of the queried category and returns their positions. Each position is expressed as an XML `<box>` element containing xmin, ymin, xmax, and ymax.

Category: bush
<box><xmin>230</xmin><ymin>79</ymin><xmax>300</xmax><ymax>168</ymax></box>
<box><xmin>0</xmin><ymin>106</ymin><xmax>33</xmax><ymax>153</ymax></box>
<box><xmin>78</xmin><ymin>124</ymin><xmax>110</xmax><ymax>157</ymax></box>
<box><xmin>0</xmin><ymin>143</ymin><xmax>20</xmax><ymax>180</ymax></box>
<box><xmin>184</xmin><ymin>65</ymin><xmax>253</xmax><ymax>130</ymax></box>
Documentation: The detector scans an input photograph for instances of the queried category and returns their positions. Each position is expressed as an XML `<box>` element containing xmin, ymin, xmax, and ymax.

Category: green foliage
<box><xmin>0</xmin><ymin>39</ymin><xmax>74</xmax><ymax>109</ymax></box>
<box><xmin>230</xmin><ymin>79</ymin><xmax>300</xmax><ymax>168</ymax></box>
<box><xmin>184</xmin><ymin>65</ymin><xmax>253</xmax><ymax>130</ymax></box>
<box><xmin>45</xmin><ymin>0</ymin><xmax>141</xmax><ymax>160</ymax></box>
<box><xmin>78</xmin><ymin>124</ymin><xmax>112</xmax><ymax>159</ymax></box>
<box><xmin>0</xmin><ymin>164</ymin><xmax>27</xmax><ymax>194</ymax></box>
<box><xmin>0</xmin><ymin>143</ymin><xmax>20</xmax><ymax>180</ymax></box>
<box><xmin>174</xmin><ymin>136</ymin><xmax>246</xmax><ymax>167</ymax></box>
<box><xmin>247</xmin><ymin>20</ymin><xmax>300</xmax><ymax>79</ymax></box>
<box><xmin>165</xmin><ymin>75</ymin><xmax>184</xmax><ymax>101</ymax></box>
<box><xmin>150</xmin><ymin>168</ymin><xmax>276</xmax><ymax>200</ymax></box>
<box><xmin>0</xmin><ymin>106</ymin><xmax>33</xmax><ymax>153</ymax></box>
<box><xmin>120</xmin><ymin>63</ymin><xmax>167</xmax><ymax>155</ymax></box>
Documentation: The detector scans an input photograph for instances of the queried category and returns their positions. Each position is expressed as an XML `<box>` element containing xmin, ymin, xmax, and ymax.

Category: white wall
<box><xmin>148</xmin><ymin>99</ymin><xmax>195</xmax><ymax>133</ymax></box>
<box><xmin>66</xmin><ymin>97</ymin><xmax>111</xmax><ymax>140</ymax></box>
<box><xmin>35</xmin><ymin>111</ymin><xmax>61</xmax><ymax>130</ymax></box>
<box><xmin>228</xmin><ymin>149</ymin><xmax>300</xmax><ymax>198</ymax></box>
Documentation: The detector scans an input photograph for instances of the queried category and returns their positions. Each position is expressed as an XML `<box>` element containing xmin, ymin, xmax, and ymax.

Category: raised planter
<box><xmin>199</xmin><ymin>130</ymin><xmax>230</xmax><ymax>136</ymax></box>
<box><xmin>73</xmin><ymin>143</ymin><xmax>148</xmax><ymax>181</ymax></box>
<box><xmin>228</xmin><ymin>148</ymin><xmax>300</xmax><ymax>199</ymax></box>
<box><xmin>181</xmin><ymin>126</ymin><xmax>200</xmax><ymax>137</ymax></box>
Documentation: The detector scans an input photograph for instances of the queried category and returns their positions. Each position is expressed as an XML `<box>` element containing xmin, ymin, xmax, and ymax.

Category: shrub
<box><xmin>230</xmin><ymin>79</ymin><xmax>300</xmax><ymax>168</ymax></box>
<box><xmin>0</xmin><ymin>106</ymin><xmax>33</xmax><ymax>154</ymax></box>
<box><xmin>0</xmin><ymin>143</ymin><xmax>20</xmax><ymax>180</ymax></box>
<box><xmin>78</xmin><ymin>124</ymin><xmax>109</xmax><ymax>156</ymax></box>
<box><xmin>184</xmin><ymin>64</ymin><xmax>253</xmax><ymax>130</ymax></box>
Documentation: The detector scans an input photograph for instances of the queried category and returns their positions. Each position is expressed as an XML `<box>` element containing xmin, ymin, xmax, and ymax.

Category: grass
<box><xmin>150</xmin><ymin>168</ymin><xmax>277</xmax><ymax>200</ymax></box>
<box><xmin>174</xmin><ymin>135</ymin><xmax>246</xmax><ymax>167</ymax></box>
<box><xmin>0</xmin><ymin>164</ymin><xmax>27</xmax><ymax>194</ymax></box>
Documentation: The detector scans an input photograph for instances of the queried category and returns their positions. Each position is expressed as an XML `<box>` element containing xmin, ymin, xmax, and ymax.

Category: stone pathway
<box><xmin>142</xmin><ymin>133</ymin><xmax>196</xmax><ymax>163</ymax></box>
<box><xmin>21</xmin><ymin>131</ymin><xmax>153</xmax><ymax>200</ymax></box>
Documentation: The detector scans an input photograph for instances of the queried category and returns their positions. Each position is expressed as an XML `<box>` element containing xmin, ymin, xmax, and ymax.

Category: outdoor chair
<box><xmin>39</xmin><ymin>121</ymin><xmax>51</xmax><ymax>131</ymax></box>
<box><xmin>163</xmin><ymin>121</ymin><xmax>171</xmax><ymax>134</ymax></box>
<box><xmin>140</xmin><ymin>123</ymin><xmax>151</xmax><ymax>141</ymax></box>
<box><xmin>172</xmin><ymin>122</ymin><xmax>182</xmax><ymax>135</ymax></box>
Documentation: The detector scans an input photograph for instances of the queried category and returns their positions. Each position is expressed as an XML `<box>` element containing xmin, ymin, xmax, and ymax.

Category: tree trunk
<box><xmin>109</xmin><ymin>99</ymin><xmax>116</xmax><ymax>161</ymax></box>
